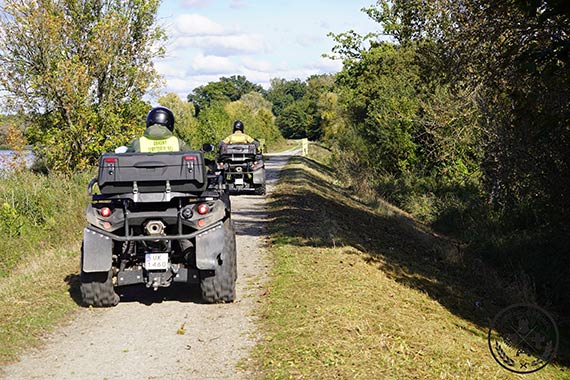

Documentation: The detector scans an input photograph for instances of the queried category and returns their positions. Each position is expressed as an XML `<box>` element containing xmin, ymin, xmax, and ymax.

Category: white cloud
<box><xmin>174</xmin><ymin>14</ymin><xmax>225</xmax><ymax>36</ymax></box>
<box><xmin>154</xmin><ymin>60</ymin><xmax>186</xmax><ymax>79</ymax></box>
<box><xmin>310</xmin><ymin>56</ymin><xmax>343</xmax><ymax>73</ymax></box>
<box><xmin>153</xmin><ymin>2</ymin><xmax>375</xmax><ymax>96</ymax></box>
<box><xmin>240</xmin><ymin>56</ymin><xmax>273</xmax><ymax>73</ymax></box>
<box><xmin>190</xmin><ymin>54</ymin><xmax>236</xmax><ymax>74</ymax></box>
<box><xmin>170</xmin><ymin>34</ymin><xmax>267</xmax><ymax>56</ymax></box>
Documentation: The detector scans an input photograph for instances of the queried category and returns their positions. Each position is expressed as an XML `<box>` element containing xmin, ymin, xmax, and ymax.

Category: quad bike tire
<box><xmin>200</xmin><ymin>218</ymin><xmax>237</xmax><ymax>303</ymax></box>
<box><xmin>254</xmin><ymin>183</ymin><xmax>266</xmax><ymax>195</ymax></box>
<box><xmin>80</xmin><ymin>264</ymin><xmax>119</xmax><ymax>307</ymax></box>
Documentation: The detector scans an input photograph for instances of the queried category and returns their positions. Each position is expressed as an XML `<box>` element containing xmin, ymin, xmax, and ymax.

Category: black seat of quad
<box><xmin>97</xmin><ymin>152</ymin><xmax>207</xmax><ymax>195</ymax></box>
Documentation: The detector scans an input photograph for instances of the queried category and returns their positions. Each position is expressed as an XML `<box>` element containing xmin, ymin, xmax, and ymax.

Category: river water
<box><xmin>0</xmin><ymin>150</ymin><xmax>35</xmax><ymax>171</ymax></box>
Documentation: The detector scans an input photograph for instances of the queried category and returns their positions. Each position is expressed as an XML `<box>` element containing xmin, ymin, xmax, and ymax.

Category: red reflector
<box><xmin>101</xmin><ymin>207</ymin><xmax>112</xmax><ymax>217</ymax></box>
<box><xmin>197</xmin><ymin>219</ymin><xmax>205</xmax><ymax>227</ymax></box>
<box><xmin>183</xmin><ymin>155</ymin><xmax>196</xmax><ymax>161</ymax></box>
<box><xmin>102</xmin><ymin>221</ymin><xmax>112</xmax><ymax>229</ymax></box>
<box><xmin>104</xmin><ymin>157</ymin><xmax>118</xmax><ymax>163</ymax></box>
<box><xmin>196</xmin><ymin>204</ymin><xmax>209</xmax><ymax>215</ymax></box>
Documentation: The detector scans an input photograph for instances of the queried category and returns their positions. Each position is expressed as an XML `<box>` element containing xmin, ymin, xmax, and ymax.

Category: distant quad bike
<box><xmin>217</xmin><ymin>142</ymin><xmax>266</xmax><ymax>195</ymax></box>
<box><xmin>80</xmin><ymin>146</ymin><xmax>236</xmax><ymax>307</ymax></box>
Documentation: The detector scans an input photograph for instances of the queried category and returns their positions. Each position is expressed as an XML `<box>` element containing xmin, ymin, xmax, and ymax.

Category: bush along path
<box><xmin>249</xmin><ymin>145</ymin><xmax>569</xmax><ymax>380</ymax></box>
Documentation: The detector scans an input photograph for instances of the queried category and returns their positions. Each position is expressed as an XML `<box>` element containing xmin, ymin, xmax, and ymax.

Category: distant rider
<box><xmin>127</xmin><ymin>106</ymin><xmax>191</xmax><ymax>152</ymax></box>
<box><xmin>221</xmin><ymin>120</ymin><xmax>259</xmax><ymax>152</ymax></box>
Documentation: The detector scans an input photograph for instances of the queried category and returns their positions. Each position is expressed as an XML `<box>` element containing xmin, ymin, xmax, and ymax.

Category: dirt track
<box><xmin>1</xmin><ymin>151</ymin><xmax>296</xmax><ymax>380</ymax></box>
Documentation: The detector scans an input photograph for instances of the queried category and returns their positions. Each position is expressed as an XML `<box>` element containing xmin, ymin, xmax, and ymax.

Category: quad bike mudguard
<box><xmin>253</xmin><ymin>167</ymin><xmax>265</xmax><ymax>184</ymax></box>
<box><xmin>82</xmin><ymin>219</ymin><xmax>227</xmax><ymax>272</ymax></box>
<box><xmin>82</xmin><ymin>228</ymin><xmax>113</xmax><ymax>272</ymax></box>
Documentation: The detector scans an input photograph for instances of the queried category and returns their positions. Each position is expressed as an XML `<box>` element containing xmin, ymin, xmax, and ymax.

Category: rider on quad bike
<box><xmin>218</xmin><ymin>120</ymin><xmax>266</xmax><ymax>195</ymax></box>
<box><xmin>80</xmin><ymin>107</ymin><xmax>236</xmax><ymax>307</ymax></box>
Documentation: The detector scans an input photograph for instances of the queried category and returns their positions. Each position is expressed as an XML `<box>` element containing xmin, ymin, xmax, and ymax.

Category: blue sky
<box><xmin>155</xmin><ymin>0</ymin><xmax>380</xmax><ymax>98</ymax></box>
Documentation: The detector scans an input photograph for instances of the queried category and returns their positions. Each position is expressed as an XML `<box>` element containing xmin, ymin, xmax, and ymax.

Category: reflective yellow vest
<box><xmin>139</xmin><ymin>136</ymin><xmax>180</xmax><ymax>152</ymax></box>
<box><xmin>223</xmin><ymin>132</ymin><xmax>254</xmax><ymax>144</ymax></box>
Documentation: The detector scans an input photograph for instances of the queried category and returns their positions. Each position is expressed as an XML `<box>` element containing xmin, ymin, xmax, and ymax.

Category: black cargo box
<box><xmin>97</xmin><ymin>152</ymin><xmax>207</xmax><ymax>195</ymax></box>
<box><xmin>219</xmin><ymin>143</ymin><xmax>256</xmax><ymax>155</ymax></box>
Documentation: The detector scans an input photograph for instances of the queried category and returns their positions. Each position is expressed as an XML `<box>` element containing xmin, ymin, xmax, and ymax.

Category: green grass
<box><xmin>0</xmin><ymin>170</ymin><xmax>89</xmax><ymax>364</ymax></box>
<box><xmin>250</xmin><ymin>144</ymin><xmax>569</xmax><ymax>379</ymax></box>
<box><xmin>0</xmin><ymin>170</ymin><xmax>90</xmax><ymax>276</ymax></box>
<box><xmin>0</xmin><ymin>246</ymin><xmax>82</xmax><ymax>364</ymax></box>
<box><xmin>266</xmin><ymin>138</ymin><xmax>301</xmax><ymax>153</ymax></box>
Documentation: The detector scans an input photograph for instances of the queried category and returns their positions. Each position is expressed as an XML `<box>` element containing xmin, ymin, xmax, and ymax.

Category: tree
<box><xmin>0</xmin><ymin>0</ymin><xmax>165</xmax><ymax>171</ymax></box>
<box><xmin>362</xmin><ymin>0</ymin><xmax>570</xmax><ymax>226</ymax></box>
<box><xmin>276</xmin><ymin>101</ymin><xmax>312</xmax><ymax>139</ymax></box>
<box><xmin>265</xmin><ymin>78</ymin><xmax>307</xmax><ymax>116</ymax></box>
<box><xmin>187</xmin><ymin>75</ymin><xmax>264</xmax><ymax>115</ymax></box>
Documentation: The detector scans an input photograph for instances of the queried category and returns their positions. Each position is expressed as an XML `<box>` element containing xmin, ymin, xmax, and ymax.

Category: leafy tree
<box><xmin>269</xmin><ymin>75</ymin><xmax>334</xmax><ymax>140</ymax></box>
<box><xmin>224</xmin><ymin>92</ymin><xmax>279</xmax><ymax>143</ymax></box>
<box><xmin>187</xmin><ymin>75</ymin><xmax>264</xmax><ymax>115</ymax></box>
<box><xmin>335</xmin><ymin>43</ymin><xmax>420</xmax><ymax>176</ymax></box>
<box><xmin>190</xmin><ymin>91</ymin><xmax>280</xmax><ymax>148</ymax></box>
<box><xmin>265</xmin><ymin>78</ymin><xmax>307</xmax><ymax>116</ymax></box>
<box><xmin>275</xmin><ymin>100</ymin><xmax>313</xmax><ymax>139</ymax></box>
<box><xmin>0</xmin><ymin>0</ymin><xmax>165</xmax><ymax>171</ymax></box>
<box><xmin>363</xmin><ymin>0</ymin><xmax>570</xmax><ymax>226</ymax></box>
<box><xmin>196</xmin><ymin>103</ymin><xmax>233</xmax><ymax>145</ymax></box>
<box><xmin>328</xmin><ymin>0</ymin><xmax>570</xmax><ymax>308</ymax></box>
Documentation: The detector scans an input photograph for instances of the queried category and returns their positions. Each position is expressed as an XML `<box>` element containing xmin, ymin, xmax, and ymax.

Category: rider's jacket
<box><xmin>127</xmin><ymin>124</ymin><xmax>190</xmax><ymax>152</ymax></box>
<box><xmin>223</xmin><ymin>131</ymin><xmax>254</xmax><ymax>144</ymax></box>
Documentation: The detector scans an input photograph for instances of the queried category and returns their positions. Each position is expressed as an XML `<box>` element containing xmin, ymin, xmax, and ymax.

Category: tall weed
<box><xmin>0</xmin><ymin>170</ymin><xmax>91</xmax><ymax>276</ymax></box>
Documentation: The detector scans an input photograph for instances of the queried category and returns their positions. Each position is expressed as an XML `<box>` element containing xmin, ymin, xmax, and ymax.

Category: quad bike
<box><xmin>80</xmin><ymin>146</ymin><xmax>236</xmax><ymax>307</ymax></box>
<box><xmin>217</xmin><ymin>142</ymin><xmax>266</xmax><ymax>195</ymax></box>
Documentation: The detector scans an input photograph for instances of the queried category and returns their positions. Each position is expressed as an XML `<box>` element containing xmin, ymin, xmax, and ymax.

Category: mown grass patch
<box><xmin>250</xmin><ymin>145</ymin><xmax>569</xmax><ymax>379</ymax></box>
<box><xmin>0</xmin><ymin>247</ymin><xmax>81</xmax><ymax>365</ymax></box>
<box><xmin>267</xmin><ymin>138</ymin><xmax>301</xmax><ymax>154</ymax></box>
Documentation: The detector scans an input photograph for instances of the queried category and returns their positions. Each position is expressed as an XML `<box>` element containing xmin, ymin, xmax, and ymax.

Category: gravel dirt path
<box><xmin>1</xmin><ymin>150</ymin><xmax>297</xmax><ymax>380</ymax></box>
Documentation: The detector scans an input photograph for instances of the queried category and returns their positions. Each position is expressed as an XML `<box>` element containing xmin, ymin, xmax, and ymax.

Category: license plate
<box><xmin>145</xmin><ymin>253</ymin><xmax>169</xmax><ymax>270</ymax></box>
<box><xmin>235</xmin><ymin>178</ymin><xmax>244</xmax><ymax>185</ymax></box>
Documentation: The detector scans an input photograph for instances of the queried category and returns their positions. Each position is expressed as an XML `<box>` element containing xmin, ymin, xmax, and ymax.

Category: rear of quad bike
<box><xmin>217</xmin><ymin>143</ymin><xmax>266</xmax><ymax>195</ymax></box>
<box><xmin>80</xmin><ymin>151</ymin><xmax>237</xmax><ymax>307</ymax></box>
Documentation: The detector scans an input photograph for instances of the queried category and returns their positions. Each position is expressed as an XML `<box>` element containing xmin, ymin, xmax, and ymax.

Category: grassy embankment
<box><xmin>0</xmin><ymin>169</ymin><xmax>91</xmax><ymax>364</ymax></box>
<box><xmin>250</xmin><ymin>144</ymin><xmax>569</xmax><ymax>379</ymax></box>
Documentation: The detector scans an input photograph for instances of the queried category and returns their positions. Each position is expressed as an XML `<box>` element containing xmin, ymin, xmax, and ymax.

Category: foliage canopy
<box><xmin>0</xmin><ymin>0</ymin><xmax>165</xmax><ymax>171</ymax></box>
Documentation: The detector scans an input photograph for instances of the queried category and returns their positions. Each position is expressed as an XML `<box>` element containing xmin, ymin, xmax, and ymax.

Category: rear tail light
<box><xmin>101</xmin><ymin>207</ymin><xmax>112</xmax><ymax>217</ymax></box>
<box><xmin>196</xmin><ymin>203</ymin><xmax>209</xmax><ymax>215</ymax></box>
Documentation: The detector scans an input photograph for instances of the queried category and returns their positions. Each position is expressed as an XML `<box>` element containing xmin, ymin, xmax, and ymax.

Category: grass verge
<box><xmin>0</xmin><ymin>246</ymin><xmax>81</xmax><ymax>365</ymax></box>
<box><xmin>249</xmin><ymin>144</ymin><xmax>569</xmax><ymax>379</ymax></box>
<box><xmin>0</xmin><ymin>170</ymin><xmax>88</xmax><ymax>365</ymax></box>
